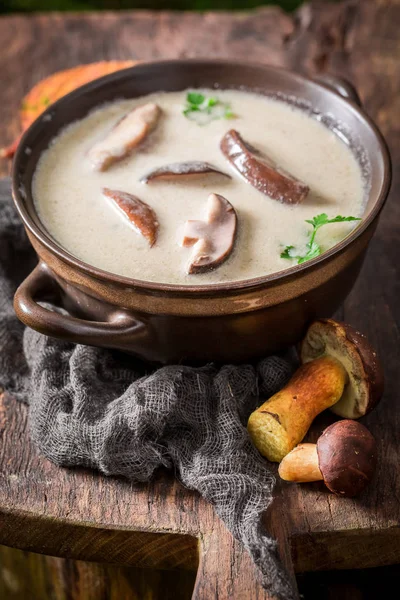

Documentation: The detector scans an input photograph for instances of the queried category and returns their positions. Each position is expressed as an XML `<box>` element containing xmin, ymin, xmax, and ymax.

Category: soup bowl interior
<box><xmin>12</xmin><ymin>60</ymin><xmax>391</xmax><ymax>363</ymax></box>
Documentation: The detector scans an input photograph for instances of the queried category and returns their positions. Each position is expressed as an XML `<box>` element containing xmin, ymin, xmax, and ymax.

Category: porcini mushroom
<box><xmin>141</xmin><ymin>161</ymin><xmax>231</xmax><ymax>183</ymax></box>
<box><xmin>247</xmin><ymin>319</ymin><xmax>384</xmax><ymax>462</ymax></box>
<box><xmin>102</xmin><ymin>188</ymin><xmax>159</xmax><ymax>247</ymax></box>
<box><xmin>279</xmin><ymin>420</ymin><xmax>377</xmax><ymax>497</ymax></box>
<box><xmin>300</xmin><ymin>319</ymin><xmax>384</xmax><ymax>419</ymax></box>
<box><xmin>181</xmin><ymin>193</ymin><xmax>237</xmax><ymax>274</ymax></box>
<box><xmin>89</xmin><ymin>103</ymin><xmax>161</xmax><ymax>171</ymax></box>
<box><xmin>220</xmin><ymin>129</ymin><xmax>309</xmax><ymax>204</ymax></box>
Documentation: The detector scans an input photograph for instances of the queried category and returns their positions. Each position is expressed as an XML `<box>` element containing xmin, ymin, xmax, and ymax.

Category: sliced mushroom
<box><xmin>102</xmin><ymin>187</ymin><xmax>159</xmax><ymax>247</ymax></box>
<box><xmin>279</xmin><ymin>420</ymin><xmax>377</xmax><ymax>497</ymax></box>
<box><xmin>181</xmin><ymin>193</ymin><xmax>237</xmax><ymax>274</ymax></box>
<box><xmin>89</xmin><ymin>103</ymin><xmax>161</xmax><ymax>171</ymax></box>
<box><xmin>300</xmin><ymin>319</ymin><xmax>384</xmax><ymax>419</ymax></box>
<box><xmin>220</xmin><ymin>129</ymin><xmax>309</xmax><ymax>204</ymax></box>
<box><xmin>141</xmin><ymin>161</ymin><xmax>231</xmax><ymax>183</ymax></box>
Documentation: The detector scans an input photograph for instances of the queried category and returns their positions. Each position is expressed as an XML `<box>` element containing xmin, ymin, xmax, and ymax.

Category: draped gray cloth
<box><xmin>0</xmin><ymin>178</ymin><xmax>296</xmax><ymax>599</ymax></box>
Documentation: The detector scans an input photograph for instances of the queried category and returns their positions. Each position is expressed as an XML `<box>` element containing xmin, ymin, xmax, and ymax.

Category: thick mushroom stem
<box><xmin>278</xmin><ymin>444</ymin><xmax>323</xmax><ymax>482</ymax></box>
<box><xmin>247</xmin><ymin>356</ymin><xmax>347</xmax><ymax>462</ymax></box>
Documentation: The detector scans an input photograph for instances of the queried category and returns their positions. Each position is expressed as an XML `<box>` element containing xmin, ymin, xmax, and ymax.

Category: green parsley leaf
<box><xmin>224</xmin><ymin>106</ymin><xmax>236</xmax><ymax>119</ymax></box>
<box><xmin>305</xmin><ymin>213</ymin><xmax>329</xmax><ymax>228</ymax></box>
<box><xmin>183</xmin><ymin>92</ymin><xmax>237</xmax><ymax>124</ymax></box>
<box><xmin>281</xmin><ymin>213</ymin><xmax>361</xmax><ymax>264</ymax></box>
<box><xmin>205</xmin><ymin>97</ymin><xmax>218</xmax><ymax>107</ymax></box>
<box><xmin>187</xmin><ymin>92</ymin><xmax>205</xmax><ymax>105</ymax></box>
<box><xmin>306</xmin><ymin>213</ymin><xmax>360</xmax><ymax>228</ymax></box>
<box><xmin>281</xmin><ymin>245</ymin><xmax>295</xmax><ymax>259</ymax></box>
<box><xmin>323</xmin><ymin>215</ymin><xmax>361</xmax><ymax>224</ymax></box>
<box><xmin>183</xmin><ymin>106</ymin><xmax>200</xmax><ymax>115</ymax></box>
<box><xmin>298</xmin><ymin>241</ymin><xmax>321</xmax><ymax>263</ymax></box>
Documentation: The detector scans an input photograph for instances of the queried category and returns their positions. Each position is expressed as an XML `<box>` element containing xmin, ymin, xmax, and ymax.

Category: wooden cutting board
<box><xmin>0</xmin><ymin>2</ymin><xmax>399</xmax><ymax>598</ymax></box>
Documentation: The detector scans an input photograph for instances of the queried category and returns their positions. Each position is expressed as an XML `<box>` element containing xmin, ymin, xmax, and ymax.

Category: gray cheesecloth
<box><xmin>0</xmin><ymin>178</ymin><xmax>296</xmax><ymax>599</ymax></box>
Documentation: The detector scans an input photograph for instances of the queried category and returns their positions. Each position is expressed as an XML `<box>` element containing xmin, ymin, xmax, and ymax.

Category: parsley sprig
<box><xmin>281</xmin><ymin>213</ymin><xmax>361</xmax><ymax>264</ymax></box>
<box><xmin>183</xmin><ymin>92</ymin><xmax>235</xmax><ymax>124</ymax></box>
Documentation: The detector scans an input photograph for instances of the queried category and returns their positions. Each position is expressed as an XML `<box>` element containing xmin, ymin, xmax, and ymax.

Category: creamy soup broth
<box><xmin>33</xmin><ymin>89</ymin><xmax>366</xmax><ymax>285</ymax></box>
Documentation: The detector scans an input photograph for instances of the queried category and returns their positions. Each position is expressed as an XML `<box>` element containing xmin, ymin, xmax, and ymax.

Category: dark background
<box><xmin>0</xmin><ymin>0</ymin><xmax>337</xmax><ymax>13</ymax></box>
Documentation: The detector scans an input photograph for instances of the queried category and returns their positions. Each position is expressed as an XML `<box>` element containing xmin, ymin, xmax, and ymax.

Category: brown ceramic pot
<box><xmin>12</xmin><ymin>61</ymin><xmax>391</xmax><ymax>364</ymax></box>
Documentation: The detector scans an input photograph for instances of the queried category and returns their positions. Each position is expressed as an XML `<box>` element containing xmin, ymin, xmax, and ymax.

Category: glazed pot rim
<box><xmin>12</xmin><ymin>58</ymin><xmax>392</xmax><ymax>295</ymax></box>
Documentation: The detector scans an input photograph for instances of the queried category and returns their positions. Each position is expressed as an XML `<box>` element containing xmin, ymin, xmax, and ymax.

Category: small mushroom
<box><xmin>89</xmin><ymin>103</ymin><xmax>161</xmax><ymax>171</ymax></box>
<box><xmin>102</xmin><ymin>187</ymin><xmax>159</xmax><ymax>247</ymax></box>
<box><xmin>220</xmin><ymin>129</ymin><xmax>309</xmax><ymax>204</ymax></box>
<box><xmin>279</xmin><ymin>420</ymin><xmax>377</xmax><ymax>497</ymax></box>
<box><xmin>141</xmin><ymin>161</ymin><xmax>231</xmax><ymax>183</ymax></box>
<box><xmin>247</xmin><ymin>319</ymin><xmax>384</xmax><ymax>462</ymax></box>
<box><xmin>181</xmin><ymin>193</ymin><xmax>237</xmax><ymax>274</ymax></box>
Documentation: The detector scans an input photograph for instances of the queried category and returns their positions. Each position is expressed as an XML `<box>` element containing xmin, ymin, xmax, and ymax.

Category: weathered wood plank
<box><xmin>0</xmin><ymin>545</ymin><xmax>196</xmax><ymax>600</ymax></box>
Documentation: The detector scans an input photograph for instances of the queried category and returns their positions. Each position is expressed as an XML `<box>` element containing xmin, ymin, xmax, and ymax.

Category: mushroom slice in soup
<box><xmin>182</xmin><ymin>193</ymin><xmax>237</xmax><ymax>274</ymax></box>
<box><xmin>141</xmin><ymin>161</ymin><xmax>231</xmax><ymax>183</ymax></box>
<box><xmin>102</xmin><ymin>187</ymin><xmax>159</xmax><ymax>247</ymax></box>
<box><xmin>89</xmin><ymin>103</ymin><xmax>161</xmax><ymax>171</ymax></box>
<box><xmin>220</xmin><ymin>129</ymin><xmax>309</xmax><ymax>204</ymax></box>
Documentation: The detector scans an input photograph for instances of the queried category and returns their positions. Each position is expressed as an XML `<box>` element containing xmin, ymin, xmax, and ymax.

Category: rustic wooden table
<box><xmin>0</xmin><ymin>1</ymin><xmax>399</xmax><ymax>598</ymax></box>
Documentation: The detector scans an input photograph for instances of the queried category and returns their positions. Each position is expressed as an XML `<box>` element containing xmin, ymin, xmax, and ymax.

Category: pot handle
<box><xmin>314</xmin><ymin>74</ymin><xmax>362</xmax><ymax>106</ymax></box>
<box><xmin>14</xmin><ymin>262</ymin><xmax>145</xmax><ymax>346</ymax></box>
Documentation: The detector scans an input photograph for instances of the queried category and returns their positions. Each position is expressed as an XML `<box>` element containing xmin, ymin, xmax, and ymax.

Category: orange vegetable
<box><xmin>1</xmin><ymin>60</ymin><xmax>136</xmax><ymax>159</ymax></box>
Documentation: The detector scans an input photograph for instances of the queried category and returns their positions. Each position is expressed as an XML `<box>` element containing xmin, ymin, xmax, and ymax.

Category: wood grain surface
<box><xmin>0</xmin><ymin>1</ymin><xmax>399</xmax><ymax>598</ymax></box>
<box><xmin>0</xmin><ymin>545</ymin><xmax>197</xmax><ymax>600</ymax></box>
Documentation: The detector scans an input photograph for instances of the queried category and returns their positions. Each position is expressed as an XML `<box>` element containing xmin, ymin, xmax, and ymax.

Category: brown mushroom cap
<box><xmin>300</xmin><ymin>319</ymin><xmax>384</xmax><ymax>419</ymax></box>
<box><xmin>317</xmin><ymin>420</ymin><xmax>377</xmax><ymax>497</ymax></box>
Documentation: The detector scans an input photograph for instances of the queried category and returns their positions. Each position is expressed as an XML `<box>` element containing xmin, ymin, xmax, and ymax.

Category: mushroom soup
<box><xmin>33</xmin><ymin>89</ymin><xmax>366</xmax><ymax>285</ymax></box>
